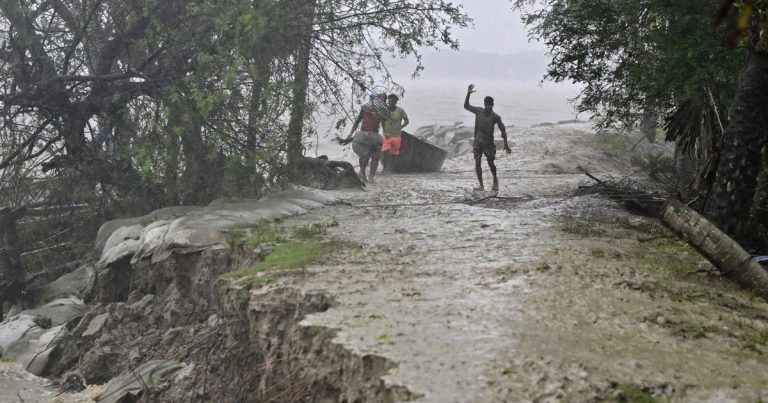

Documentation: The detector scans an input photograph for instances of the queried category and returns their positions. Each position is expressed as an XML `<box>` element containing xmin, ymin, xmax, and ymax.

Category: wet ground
<box><xmin>0</xmin><ymin>362</ymin><xmax>59</xmax><ymax>402</ymax></box>
<box><xmin>4</xmin><ymin>123</ymin><xmax>768</xmax><ymax>402</ymax></box>
<box><xmin>0</xmin><ymin>362</ymin><xmax>98</xmax><ymax>402</ymax></box>
<box><xmin>287</xmin><ymin>123</ymin><xmax>768</xmax><ymax>402</ymax></box>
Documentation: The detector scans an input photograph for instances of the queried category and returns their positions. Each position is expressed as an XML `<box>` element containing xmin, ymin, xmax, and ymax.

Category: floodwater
<box><xmin>0</xmin><ymin>363</ymin><xmax>59</xmax><ymax>402</ymax></box>
<box><xmin>6</xmin><ymin>82</ymin><xmax>768</xmax><ymax>401</ymax></box>
<box><xmin>0</xmin><ymin>362</ymin><xmax>97</xmax><ymax>403</ymax></box>
<box><xmin>287</xmin><ymin>121</ymin><xmax>768</xmax><ymax>401</ymax></box>
<box><xmin>310</xmin><ymin>78</ymin><xmax>582</xmax><ymax>160</ymax></box>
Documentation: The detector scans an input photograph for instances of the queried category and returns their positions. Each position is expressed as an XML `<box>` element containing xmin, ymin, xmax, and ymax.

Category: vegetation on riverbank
<box><xmin>221</xmin><ymin>220</ymin><xmax>340</xmax><ymax>287</ymax></box>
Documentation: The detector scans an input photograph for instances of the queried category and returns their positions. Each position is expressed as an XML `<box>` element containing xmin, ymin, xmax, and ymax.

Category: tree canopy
<box><xmin>513</xmin><ymin>0</ymin><xmax>768</xmax><ymax>249</ymax></box>
<box><xmin>0</xmin><ymin>0</ymin><xmax>469</xmax><ymax>280</ymax></box>
<box><xmin>512</xmin><ymin>0</ymin><xmax>741</xmax><ymax>130</ymax></box>
<box><xmin>0</xmin><ymin>0</ymin><xmax>469</xmax><ymax>206</ymax></box>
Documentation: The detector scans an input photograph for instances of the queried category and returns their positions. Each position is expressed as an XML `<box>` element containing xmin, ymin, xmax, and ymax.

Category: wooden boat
<box><xmin>391</xmin><ymin>130</ymin><xmax>448</xmax><ymax>173</ymax></box>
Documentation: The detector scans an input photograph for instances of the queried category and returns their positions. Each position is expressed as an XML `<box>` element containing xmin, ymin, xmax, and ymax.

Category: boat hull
<box><xmin>391</xmin><ymin>131</ymin><xmax>447</xmax><ymax>173</ymax></box>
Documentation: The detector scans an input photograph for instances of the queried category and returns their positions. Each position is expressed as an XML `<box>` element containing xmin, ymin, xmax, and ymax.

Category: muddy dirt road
<box><xmin>285</xmin><ymin>122</ymin><xmax>768</xmax><ymax>402</ymax></box>
<box><xmin>3</xmin><ymin>122</ymin><xmax>768</xmax><ymax>402</ymax></box>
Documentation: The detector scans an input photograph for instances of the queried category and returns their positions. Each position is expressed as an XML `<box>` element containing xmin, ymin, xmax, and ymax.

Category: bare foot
<box><xmin>473</xmin><ymin>185</ymin><xmax>485</xmax><ymax>192</ymax></box>
<box><xmin>491</xmin><ymin>179</ymin><xmax>499</xmax><ymax>192</ymax></box>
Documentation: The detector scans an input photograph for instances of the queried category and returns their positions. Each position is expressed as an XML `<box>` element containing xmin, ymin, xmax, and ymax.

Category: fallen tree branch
<box><xmin>577</xmin><ymin>172</ymin><xmax>666</xmax><ymax>216</ymax></box>
<box><xmin>660</xmin><ymin>198</ymin><xmax>768</xmax><ymax>299</ymax></box>
<box><xmin>584</xmin><ymin>171</ymin><xmax>604</xmax><ymax>185</ymax></box>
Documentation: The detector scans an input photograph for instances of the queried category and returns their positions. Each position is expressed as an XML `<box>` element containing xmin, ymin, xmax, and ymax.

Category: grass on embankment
<box><xmin>558</xmin><ymin>216</ymin><xmax>768</xmax><ymax>358</ymax></box>
<box><xmin>559</xmin><ymin>217</ymin><xmax>701</xmax><ymax>275</ymax></box>
<box><xmin>220</xmin><ymin>220</ymin><xmax>338</xmax><ymax>288</ymax></box>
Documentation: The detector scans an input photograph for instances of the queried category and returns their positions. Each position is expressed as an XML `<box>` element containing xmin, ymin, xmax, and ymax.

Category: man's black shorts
<box><xmin>473</xmin><ymin>141</ymin><xmax>496</xmax><ymax>161</ymax></box>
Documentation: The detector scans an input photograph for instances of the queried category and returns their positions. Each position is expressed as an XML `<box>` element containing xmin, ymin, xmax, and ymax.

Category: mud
<box><xmin>279</xmin><ymin>122</ymin><xmax>768</xmax><ymax>401</ymax></box>
<box><xmin>4</xmin><ymin>122</ymin><xmax>768</xmax><ymax>402</ymax></box>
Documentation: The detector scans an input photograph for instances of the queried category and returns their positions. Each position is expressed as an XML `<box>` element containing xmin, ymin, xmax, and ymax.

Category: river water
<box><xmin>309</xmin><ymin>79</ymin><xmax>582</xmax><ymax>160</ymax></box>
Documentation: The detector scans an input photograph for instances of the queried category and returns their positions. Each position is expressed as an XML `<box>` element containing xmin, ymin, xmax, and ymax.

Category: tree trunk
<box><xmin>168</xmin><ymin>98</ymin><xmax>213</xmax><ymax>204</ymax></box>
<box><xmin>285</xmin><ymin>0</ymin><xmax>316</xmax><ymax>164</ymax></box>
<box><xmin>674</xmin><ymin>148</ymin><xmax>695</xmax><ymax>196</ymax></box>
<box><xmin>0</xmin><ymin>207</ymin><xmax>26</xmax><ymax>321</ymax></box>
<box><xmin>640</xmin><ymin>109</ymin><xmax>657</xmax><ymax>143</ymax></box>
<box><xmin>61</xmin><ymin>111</ymin><xmax>89</xmax><ymax>159</ymax></box>
<box><xmin>748</xmin><ymin>154</ymin><xmax>768</xmax><ymax>252</ymax></box>
<box><xmin>661</xmin><ymin>198</ymin><xmax>768</xmax><ymax>299</ymax></box>
<box><xmin>247</xmin><ymin>61</ymin><xmax>271</xmax><ymax>158</ymax></box>
<box><xmin>708</xmin><ymin>48</ymin><xmax>768</xmax><ymax>240</ymax></box>
<box><xmin>164</xmin><ymin>120</ymin><xmax>181</xmax><ymax>206</ymax></box>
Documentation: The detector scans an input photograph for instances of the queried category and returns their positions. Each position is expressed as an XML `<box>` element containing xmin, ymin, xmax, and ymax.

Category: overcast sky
<box><xmin>387</xmin><ymin>1</ymin><xmax>551</xmax><ymax>83</ymax></box>
<box><xmin>453</xmin><ymin>0</ymin><xmax>545</xmax><ymax>55</ymax></box>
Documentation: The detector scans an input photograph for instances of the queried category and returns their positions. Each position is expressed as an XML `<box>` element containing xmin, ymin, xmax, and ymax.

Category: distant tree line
<box><xmin>513</xmin><ymin>0</ymin><xmax>768</xmax><ymax>251</ymax></box>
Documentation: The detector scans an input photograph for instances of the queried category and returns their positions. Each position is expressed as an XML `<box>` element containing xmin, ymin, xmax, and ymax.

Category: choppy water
<box><xmin>310</xmin><ymin>79</ymin><xmax>582</xmax><ymax>160</ymax></box>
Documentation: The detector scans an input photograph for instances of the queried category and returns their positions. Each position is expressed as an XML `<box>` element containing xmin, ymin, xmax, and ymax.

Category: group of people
<box><xmin>339</xmin><ymin>84</ymin><xmax>510</xmax><ymax>191</ymax></box>
<box><xmin>339</xmin><ymin>92</ymin><xmax>410</xmax><ymax>184</ymax></box>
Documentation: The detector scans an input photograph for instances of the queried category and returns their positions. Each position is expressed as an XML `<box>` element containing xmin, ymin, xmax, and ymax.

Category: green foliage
<box><xmin>222</xmin><ymin>156</ymin><xmax>258</xmax><ymax>199</ymax></box>
<box><xmin>227</xmin><ymin>220</ymin><xmax>339</xmax><ymax>250</ymax></box>
<box><xmin>596</xmin><ymin>135</ymin><xmax>630</xmax><ymax>153</ymax></box>
<box><xmin>747</xmin><ymin>152</ymin><xmax>768</xmax><ymax>252</ymax></box>
<box><xmin>617</xmin><ymin>219</ymin><xmax>665</xmax><ymax>236</ymax></box>
<box><xmin>0</xmin><ymin>0</ymin><xmax>470</xmax><ymax>206</ymax></box>
<box><xmin>133</xmin><ymin>145</ymin><xmax>162</xmax><ymax>185</ymax></box>
<box><xmin>220</xmin><ymin>241</ymin><xmax>335</xmax><ymax>287</ymax></box>
<box><xmin>227</xmin><ymin>223</ymin><xmax>289</xmax><ymax>250</ymax></box>
<box><xmin>0</xmin><ymin>0</ymin><xmax>469</xmax><ymax>293</ymax></box>
<box><xmin>630</xmin><ymin>152</ymin><xmax>675</xmax><ymax>181</ymax></box>
<box><xmin>561</xmin><ymin>222</ymin><xmax>608</xmax><ymax>237</ymax></box>
<box><xmin>752</xmin><ymin>331</ymin><xmax>768</xmax><ymax>345</ymax></box>
<box><xmin>306</xmin><ymin>1</ymin><xmax>471</xmax><ymax>128</ymax></box>
<box><xmin>619</xmin><ymin>385</ymin><xmax>658</xmax><ymax>403</ymax></box>
<box><xmin>512</xmin><ymin>0</ymin><xmax>742</xmax><ymax>128</ymax></box>
<box><xmin>293</xmin><ymin>220</ymin><xmax>339</xmax><ymax>239</ymax></box>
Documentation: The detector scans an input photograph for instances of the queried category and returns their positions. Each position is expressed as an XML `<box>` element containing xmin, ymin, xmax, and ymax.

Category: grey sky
<box><xmin>387</xmin><ymin>1</ymin><xmax>552</xmax><ymax>83</ymax></box>
<box><xmin>454</xmin><ymin>0</ymin><xmax>544</xmax><ymax>55</ymax></box>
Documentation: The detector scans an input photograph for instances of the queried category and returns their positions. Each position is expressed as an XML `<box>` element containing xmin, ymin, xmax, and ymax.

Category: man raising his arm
<box><xmin>464</xmin><ymin>84</ymin><xmax>511</xmax><ymax>192</ymax></box>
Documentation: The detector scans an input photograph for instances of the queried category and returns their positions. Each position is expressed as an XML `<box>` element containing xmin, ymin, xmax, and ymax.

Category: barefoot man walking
<box><xmin>464</xmin><ymin>84</ymin><xmax>511</xmax><ymax>191</ymax></box>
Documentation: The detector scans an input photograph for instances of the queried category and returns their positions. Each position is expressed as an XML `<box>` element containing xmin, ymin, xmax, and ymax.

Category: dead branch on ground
<box><xmin>576</xmin><ymin>171</ymin><xmax>667</xmax><ymax>216</ymax></box>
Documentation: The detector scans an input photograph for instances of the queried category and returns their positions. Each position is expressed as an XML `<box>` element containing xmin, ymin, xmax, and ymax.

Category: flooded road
<box><xmin>288</xmin><ymin>122</ymin><xmax>768</xmax><ymax>401</ymax></box>
<box><xmin>3</xmin><ymin>122</ymin><xmax>768</xmax><ymax>401</ymax></box>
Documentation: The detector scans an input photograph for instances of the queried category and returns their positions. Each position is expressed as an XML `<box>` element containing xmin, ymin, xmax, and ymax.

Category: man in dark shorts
<box><xmin>341</xmin><ymin>93</ymin><xmax>390</xmax><ymax>183</ymax></box>
<box><xmin>464</xmin><ymin>84</ymin><xmax>511</xmax><ymax>191</ymax></box>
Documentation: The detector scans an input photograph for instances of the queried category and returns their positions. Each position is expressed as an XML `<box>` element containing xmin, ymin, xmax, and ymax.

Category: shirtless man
<box><xmin>464</xmin><ymin>84</ymin><xmax>511</xmax><ymax>191</ymax></box>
